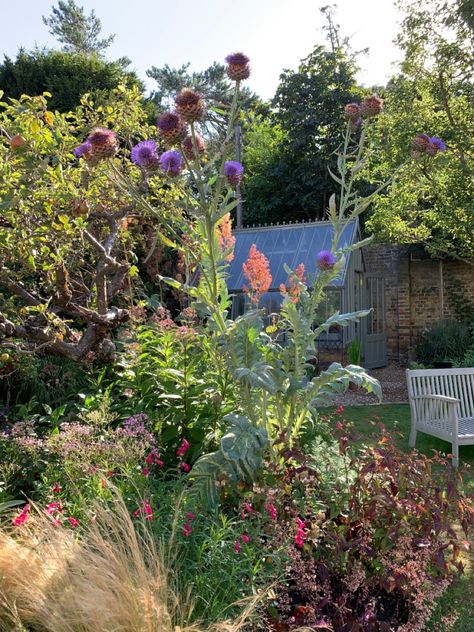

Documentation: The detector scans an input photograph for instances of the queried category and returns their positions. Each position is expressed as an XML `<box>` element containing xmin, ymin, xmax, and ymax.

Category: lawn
<box><xmin>340</xmin><ymin>403</ymin><xmax>474</xmax><ymax>632</ymax></box>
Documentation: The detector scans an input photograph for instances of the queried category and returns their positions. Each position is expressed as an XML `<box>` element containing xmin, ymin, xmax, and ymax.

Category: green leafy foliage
<box><xmin>416</xmin><ymin>319</ymin><xmax>472</xmax><ymax>365</ymax></box>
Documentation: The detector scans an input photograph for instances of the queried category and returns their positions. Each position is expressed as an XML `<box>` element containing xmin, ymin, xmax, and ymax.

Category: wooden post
<box><xmin>235</xmin><ymin>124</ymin><xmax>243</xmax><ymax>228</ymax></box>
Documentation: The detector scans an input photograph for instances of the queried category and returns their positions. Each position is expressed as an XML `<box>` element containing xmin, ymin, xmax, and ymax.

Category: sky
<box><xmin>0</xmin><ymin>0</ymin><xmax>404</xmax><ymax>100</ymax></box>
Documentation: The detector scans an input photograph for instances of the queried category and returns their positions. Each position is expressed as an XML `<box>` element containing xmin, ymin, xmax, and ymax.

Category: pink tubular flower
<box><xmin>141</xmin><ymin>467</ymin><xmax>150</xmax><ymax>477</ymax></box>
<box><xmin>234</xmin><ymin>539</ymin><xmax>241</xmax><ymax>553</ymax></box>
<box><xmin>183</xmin><ymin>522</ymin><xmax>193</xmax><ymax>537</ymax></box>
<box><xmin>144</xmin><ymin>501</ymin><xmax>153</xmax><ymax>521</ymax></box>
<box><xmin>176</xmin><ymin>438</ymin><xmax>190</xmax><ymax>457</ymax></box>
<box><xmin>295</xmin><ymin>517</ymin><xmax>306</xmax><ymax>548</ymax></box>
<box><xmin>52</xmin><ymin>483</ymin><xmax>62</xmax><ymax>494</ymax></box>
<box><xmin>12</xmin><ymin>504</ymin><xmax>30</xmax><ymax>526</ymax></box>
<box><xmin>132</xmin><ymin>507</ymin><xmax>141</xmax><ymax>519</ymax></box>
<box><xmin>46</xmin><ymin>502</ymin><xmax>62</xmax><ymax>516</ymax></box>
<box><xmin>180</xmin><ymin>462</ymin><xmax>191</xmax><ymax>473</ymax></box>
<box><xmin>69</xmin><ymin>516</ymin><xmax>79</xmax><ymax>528</ymax></box>
<box><xmin>186</xmin><ymin>511</ymin><xmax>196</xmax><ymax>521</ymax></box>
<box><xmin>266</xmin><ymin>502</ymin><xmax>277</xmax><ymax>521</ymax></box>
<box><xmin>336</xmin><ymin>405</ymin><xmax>344</xmax><ymax>415</ymax></box>
<box><xmin>240</xmin><ymin>533</ymin><xmax>250</xmax><ymax>544</ymax></box>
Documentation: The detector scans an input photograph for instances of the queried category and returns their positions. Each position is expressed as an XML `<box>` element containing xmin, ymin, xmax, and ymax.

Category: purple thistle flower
<box><xmin>316</xmin><ymin>250</ymin><xmax>336</xmax><ymax>270</ymax></box>
<box><xmin>160</xmin><ymin>150</ymin><xmax>184</xmax><ymax>176</ymax></box>
<box><xmin>73</xmin><ymin>141</ymin><xmax>92</xmax><ymax>158</ymax></box>
<box><xmin>131</xmin><ymin>140</ymin><xmax>159</xmax><ymax>170</ymax></box>
<box><xmin>429</xmin><ymin>137</ymin><xmax>446</xmax><ymax>151</ymax></box>
<box><xmin>225</xmin><ymin>52</ymin><xmax>250</xmax><ymax>65</ymax></box>
<box><xmin>224</xmin><ymin>160</ymin><xmax>244</xmax><ymax>186</ymax></box>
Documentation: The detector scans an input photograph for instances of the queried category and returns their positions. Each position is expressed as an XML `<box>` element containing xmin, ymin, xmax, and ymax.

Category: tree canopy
<box><xmin>43</xmin><ymin>0</ymin><xmax>115</xmax><ymax>56</ymax></box>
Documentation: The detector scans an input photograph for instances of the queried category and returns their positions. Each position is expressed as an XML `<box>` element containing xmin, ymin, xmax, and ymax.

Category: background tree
<box><xmin>147</xmin><ymin>61</ymin><xmax>265</xmax><ymax>134</ymax></box>
<box><xmin>42</xmin><ymin>0</ymin><xmax>115</xmax><ymax>56</ymax></box>
<box><xmin>243</xmin><ymin>44</ymin><xmax>361</xmax><ymax>225</ymax></box>
<box><xmin>365</xmin><ymin>0</ymin><xmax>474</xmax><ymax>261</ymax></box>
<box><xmin>0</xmin><ymin>49</ymin><xmax>142</xmax><ymax>113</ymax></box>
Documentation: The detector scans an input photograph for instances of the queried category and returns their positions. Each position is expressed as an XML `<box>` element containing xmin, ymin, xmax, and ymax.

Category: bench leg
<box><xmin>408</xmin><ymin>426</ymin><xmax>417</xmax><ymax>448</ymax></box>
<box><xmin>452</xmin><ymin>440</ymin><xmax>459</xmax><ymax>468</ymax></box>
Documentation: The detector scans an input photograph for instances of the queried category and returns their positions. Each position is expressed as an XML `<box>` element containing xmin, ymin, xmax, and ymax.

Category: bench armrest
<box><xmin>412</xmin><ymin>394</ymin><xmax>460</xmax><ymax>405</ymax></box>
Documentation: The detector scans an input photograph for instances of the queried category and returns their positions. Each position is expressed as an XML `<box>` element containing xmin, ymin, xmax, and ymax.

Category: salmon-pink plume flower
<box><xmin>316</xmin><ymin>250</ymin><xmax>336</xmax><ymax>271</ymax></box>
<box><xmin>160</xmin><ymin>150</ymin><xmax>184</xmax><ymax>176</ymax></box>
<box><xmin>360</xmin><ymin>94</ymin><xmax>383</xmax><ymax>117</ymax></box>
<box><xmin>68</xmin><ymin>516</ymin><xmax>79</xmax><ymax>528</ymax></box>
<box><xmin>281</xmin><ymin>263</ymin><xmax>305</xmax><ymax>303</ymax></box>
<box><xmin>242</xmin><ymin>244</ymin><xmax>272</xmax><ymax>304</ymax></box>
<box><xmin>12</xmin><ymin>504</ymin><xmax>30</xmax><ymax>526</ymax></box>
<box><xmin>240</xmin><ymin>533</ymin><xmax>250</xmax><ymax>544</ymax></box>
<box><xmin>224</xmin><ymin>160</ymin><xmax>244</xmax><ymax>187</ymax></box>
<box><xmin>131</xmin><ymin>140</ymin><xmax>160</xmax><ymax>171</ymax></box>
<box><xmin>217</xmin><ymin>213</ymin><xmax>235</xmax><ymax>262</ymax></box>
<box><xmin>177</xmin><ymin>438</ymin><xmax>190</xmax><ymax>457</ymax></box>
<box><xmin>234</xmin><ymin>539</ymin><xmax>241</xmax><ymax>553</ymax></box>
<box><xmin>183</xmin><ymin>133</ymin><xmax>206</xmax><ymax>159</ymax></box>
<box><xmin>225</xmin><ymin>52</ymin><xmax>251</xmax><ymax>81</ymax></box>
<box><xmin>73</xmin><ymin>141</ymin><xmax>92</xmax><ymax>159</ymax></box>
<box><xmin>175</xmin><ymin>88</ymin><xmax>206</xmax><ymax>123</ymax></box>
<box><xmin>156</xmin><ymin>111</ymin><xmax>186</xmax><ymax>145</ymax></box>
<box><xmin>344</xmin><ymin>103</ymin><xmax>361</xmax><ymax>122</ymax></box>
<box><xmin>183</xmin><ymin>522</ymin><xmax>193</xmax><ymax>537</ymax></box>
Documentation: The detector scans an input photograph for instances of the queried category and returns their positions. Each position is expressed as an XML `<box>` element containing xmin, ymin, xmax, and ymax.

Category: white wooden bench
<box><xmin>406</xmin><ymin>368</ymin><xmax>474</xmax><ymax>467</ymax></box>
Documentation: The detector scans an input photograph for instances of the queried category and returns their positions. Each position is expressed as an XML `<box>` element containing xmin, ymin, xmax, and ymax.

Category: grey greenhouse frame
<box><xmin>226</xmin><ymin>219</ymin><xmax>387</xmax><ymax>369</ymax></box>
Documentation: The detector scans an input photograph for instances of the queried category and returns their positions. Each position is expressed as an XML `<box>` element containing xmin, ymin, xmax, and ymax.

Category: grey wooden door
<box><xmin>363</xmin><ymin>274</ymin><xmax>387</xmax><ymax>369</ymax></box>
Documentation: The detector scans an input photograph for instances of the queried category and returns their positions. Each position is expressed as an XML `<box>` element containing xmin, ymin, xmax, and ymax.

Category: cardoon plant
<box><xmin>108</xmin><ymin>60</ymin><xmax>441</xmax><ymax>507</ymax></box>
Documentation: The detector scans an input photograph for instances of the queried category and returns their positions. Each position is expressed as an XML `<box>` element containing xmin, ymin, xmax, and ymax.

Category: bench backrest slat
<box><xmin>407</xmin><ymin>368</ymin><xmax>474</xmax><ymax>420</ymax></box>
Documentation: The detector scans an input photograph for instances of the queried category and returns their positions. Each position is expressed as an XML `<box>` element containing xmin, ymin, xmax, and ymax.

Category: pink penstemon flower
<box><xmin>12</xmin><ymin>503</ymin><xmax>30</xmax><ymax>526</ymax></box>
<box><xmin>52</xmin><ymin>483</ymin><xmax>62</xmax><ymax>494</ymax></box>
<box><xmin>141</xmin><ymin>467</ymin><xmax>150</xmax><ymax>477</ymax></box>
<box><xmin>234</xmin><ymin>539</ymin><xmax>241</xmax><ymax>553</ymax></box>
<box><xmin>68</xmin><ymin>516</ymin><xmax>79</xmax><ymax>528</ymax></box>
<box><xmin>176</xmin><ymin>438</ymin><xmax>190</xmax><ymax>457</ymax></box>
<box><xmin>183</xmin><ymin>522</ymin><xmax>193</xmax><ymax>537</ymax></box>
<box><xmin>265</xmin><ymin>501</ymin><xmax>277</xmax><ymax>521</ymax></box>
<box><xmin>179</xmin><ymin>462</ymin><xmax>191</xmax><ymax>473</ymax></box>
<box><xmin>294</xmin><ymin>517</ymin><xmax>306</xmax><ymax>549</ymax></box>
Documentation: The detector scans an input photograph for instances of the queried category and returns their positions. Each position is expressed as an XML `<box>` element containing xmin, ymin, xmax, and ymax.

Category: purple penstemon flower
<box><xmin>160</xmin><ymin>150</ymin><xmax>184</xmax><ymax>176</ymax></box>
<box><xmin>317</xmin><ymin>250</ymin><xmax>336</xmax><ymax>270</ymax></box>
<box><xmin>131</xmin><ymin>140</ymin><xmax>159</xmax><ymax>170</ymax></box>
<box><xmin>224</xmin><ymin>160</ymin><xmax>244</xmax><ymax>186</ymax></box>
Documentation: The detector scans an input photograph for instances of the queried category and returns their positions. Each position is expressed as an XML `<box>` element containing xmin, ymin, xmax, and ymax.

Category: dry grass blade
<box><xmin>0</xmin><ymin>490</ymin><xmax>256</xmax><ymax>632</ymax></box>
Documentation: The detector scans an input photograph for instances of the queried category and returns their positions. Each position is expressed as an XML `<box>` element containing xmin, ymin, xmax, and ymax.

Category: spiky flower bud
<box><xmin>225</xmin><ymin>52</ymin><xmax>251</xmax><ymax>81</ymax></box>
<box><xmin>361</xmin><ymin>94</ymin><xmax>383</xmax><ymax>118</ymax></box>
<box><xmin>344</xmin><ymin>103</ymin><xmax>361</xmax><ymax>122</ymax></box>
<box><xmin>174</xmin><ymin>89</ymin><xmax>206</xmax><ymax>123</ymax></box>
<box><xmin>411</xmin><ymin>133</ymin><xmax>430</xmax><ymax>153</ymax></box>
<box><xmin>156</xmin><ymin>111</ymin><xmax>187</xmax><ymax>146</ymax></box>
<box><xmin>183</xmin><ymin>133</ymin><xmax>206</xmax><ymax>160</ymax></box>
<box><xmin>83</xmin><ymin>127</ymin><xmax>118</xmax><ymax>164</ymax></box>
<box><xmin>426</xmin><ymin>136</ymin><xmax>447</xmax><ymax>156</ymax></box>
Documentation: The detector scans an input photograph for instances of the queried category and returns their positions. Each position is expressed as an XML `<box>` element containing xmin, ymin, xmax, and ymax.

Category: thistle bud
<box><xmin>225</xmin><ymin>52</ymin><xmax>251</xmax><ymax>81</ymax></box>
<box><xmin>175</xmin><ymin>89</ymin><xmax>206</xmax><ymax>123</ymax></box>
<box><xmin>361</xmin><ymin>94</ymin><xmax>383</xmax><ymax>118</ymax></box>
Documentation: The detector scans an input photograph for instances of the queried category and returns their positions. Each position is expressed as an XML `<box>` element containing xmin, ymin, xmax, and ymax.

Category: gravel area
<box><xmin>335</xmin><ymin>364</ymin><xmax>409</xmax><ymax>406</ymax></box>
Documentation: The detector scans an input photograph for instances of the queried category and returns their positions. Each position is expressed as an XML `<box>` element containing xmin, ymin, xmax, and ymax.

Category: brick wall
<box><xmin>363</xmin><ymin>245</ymin><xmax>474</xmax><ymax>365</ymax></box>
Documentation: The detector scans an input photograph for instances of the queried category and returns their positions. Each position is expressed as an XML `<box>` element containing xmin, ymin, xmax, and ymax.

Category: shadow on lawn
<box><xmin>337</xmin><ymin>403</ymin><xmax>474</xmax><ymax>632</ymax></box>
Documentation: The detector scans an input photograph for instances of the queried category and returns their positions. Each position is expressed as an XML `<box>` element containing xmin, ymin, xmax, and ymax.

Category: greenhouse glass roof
<box><xmin>227</xmin><ymin>220</ymin><xmax>357</xmax><ymax>291</ymax></box>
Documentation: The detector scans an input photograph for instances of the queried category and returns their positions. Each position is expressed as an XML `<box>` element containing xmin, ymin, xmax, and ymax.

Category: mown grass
<box><xmin>339</xmin><ymin>403</ymin><xmax>474</xmax><ymax>631</ymax></box>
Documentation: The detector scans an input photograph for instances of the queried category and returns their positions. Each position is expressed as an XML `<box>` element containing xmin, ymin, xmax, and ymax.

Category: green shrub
<box><xmin>416</xmin><ymin>320</ymin><xmax>472</xmax><ymax>365</ymax></box>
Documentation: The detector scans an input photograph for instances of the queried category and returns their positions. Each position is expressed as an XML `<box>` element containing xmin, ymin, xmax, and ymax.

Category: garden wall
<box><xmin>363</xmin><ymin>245</ymin><xmax>474</xmax><ymax>364</ymax></box>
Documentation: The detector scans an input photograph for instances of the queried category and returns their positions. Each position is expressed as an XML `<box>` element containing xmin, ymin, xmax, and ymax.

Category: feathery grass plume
<box><xmin>0</xmin><ymin>490</ymin><xmax>256</xmax><ymax>632</ymax></box>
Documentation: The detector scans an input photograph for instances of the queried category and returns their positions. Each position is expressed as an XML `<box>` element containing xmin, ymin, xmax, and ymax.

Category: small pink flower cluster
<box><xmin>294</xmin><ymin>517</ymin><xmax>306</xmax><ymax>549</ymax></box>
<box><xmin>177</xmin><ymin>438</ymin><xmax>191</xmax><ymax>472</ymax></box>
<box><xmin>234</xmin><ymin>533</ymin><xmax>250</xmax><ymax>553</ymax></box>
<box><xmin>12</xmin><ymin>495</ymin><xmax>79</xmax><ymax>529</ymax></box>
<box><xmin>145</xmin><ymin>449</ymin><xmax>165</xmax><ymax>469</ymax></box>
<box><xmin>265</xmin><ymin>501</ymin><xmax>277</xmax><ymax>521</ymax></box>
<box><xmin>133</xmin><ymin>500</ymin><xmax>153</xmax><ymax>521</ymax></box>
<box><xmin>182</xmin><ymin>511</ymin><xmax>196</xmax><ymax>537</ymax></box>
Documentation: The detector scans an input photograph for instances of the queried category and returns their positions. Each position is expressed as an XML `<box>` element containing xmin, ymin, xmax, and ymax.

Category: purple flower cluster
<box><xmin>224</xmin><ymin>160</ymin><xmax>244</xmax><ymax>186</ymax></box>
<box><xmin>317</xmin><ymin>250</ymin><xmax>337</xmax><ymax>270</ymax></box>
<box><xmin>131</xmin><ymin>140</ymin><xmax>160</xmax><ymax>171</ymax></box>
